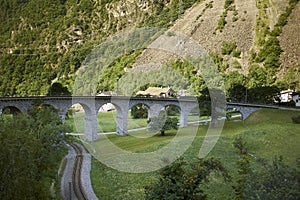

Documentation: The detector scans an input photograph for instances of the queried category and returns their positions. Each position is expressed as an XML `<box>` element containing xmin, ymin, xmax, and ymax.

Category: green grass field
<box><xmin>65</xmin><ymin>111</ymin><xmax>149</xmax><ymax>133</ymax></box>
<box><xmin>65</xmin><ymin>111</ymin><xmax>203</xmax><ymax>133</ymax></box>
<box><xmin>71</xmin><ymin>109</ymin><xmax>300</xmax><ymax>199</ymax></box>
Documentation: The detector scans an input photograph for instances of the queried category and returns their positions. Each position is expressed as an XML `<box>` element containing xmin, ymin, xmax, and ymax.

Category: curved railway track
<box><xmin>69</xmin><ymin>142</ymin><xmax>88</xmax><ymax>200</ymax></box>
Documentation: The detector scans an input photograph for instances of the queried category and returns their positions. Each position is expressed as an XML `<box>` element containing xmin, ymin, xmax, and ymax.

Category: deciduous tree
<box><xmin>148</xmin><ymin>111</ymin><xmax>178</xmax><ymax>136</ymax></box>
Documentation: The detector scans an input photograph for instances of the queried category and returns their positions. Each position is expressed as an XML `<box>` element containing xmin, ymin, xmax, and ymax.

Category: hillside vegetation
<box><xmin>0</xmin><ymin>0</ymin><xmax>299</xmax><ymax>97</ymax></box>
<box><xmin>0</xmin><ymin>0</ymin><xmax>200</xmax><ymax>96</ymax></box>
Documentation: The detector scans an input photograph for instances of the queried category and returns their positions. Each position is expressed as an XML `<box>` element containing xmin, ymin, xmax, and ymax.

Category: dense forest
<box><xmin>0</xmin><ymin>0</ymin><xmax>299</xmax><ymax>102</ymax></box>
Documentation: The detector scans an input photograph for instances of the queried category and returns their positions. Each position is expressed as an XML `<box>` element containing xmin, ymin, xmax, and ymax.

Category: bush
<box><xmin>232</xmin><ymin>59</ymin><xmax>241</xmax><ymax>69</ymax></box>
<box><xmin>131</xmin><ymin>104</ymin><xmax>148</xmax><ymax>119</ymax></box>
<box><xmin>145</xmin><ymin>158</ymin><xmax>229</xmax><ymax>200</ymax></box>
<box><xmin>291</xmin><ymin>115</ymin><xmax>300</xmax><ymax>124</ymax></box>
<box><xmin>166</xmin><ymin>105</ymin><xmax>180</xmax><ymax>116</ymax></box>
<box><xmin>221</xmin><ymin>41</ymin><xmax>237</xmax><ymax>55</ymax></box>
<box><xmin>224</xmin><ymin>0</ymin><xmax>234</xmax><ymax>9</ymax></box>
<box><xmin>216</xmin><ymin>15</ymin><xmax>227</xmax><ymax>31</ymax></box>
<box><xmin>233</xmin><ymin>137</ymin><xmax>300</xmax><ymax>200</ymax></box>
<box><xmin>148</xmin><ymin>111</ymin><xmax>178</xmax><ymax>136</ymax></box>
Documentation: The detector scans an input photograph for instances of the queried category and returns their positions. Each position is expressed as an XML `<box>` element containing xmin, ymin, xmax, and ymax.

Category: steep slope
<box><xmin>133</xmin><ymin>0</ymin><xmax>257</xmax><ymax>73</ymax></box>
<box><xmin>132</xmin><ymin>0</ymin><xmax>300</xmax><ymax>91</ymax></box>
<box><xmin>279</xmin><ymin>1</ymin><xmax>300</xmax><ymax>70</ymax></box>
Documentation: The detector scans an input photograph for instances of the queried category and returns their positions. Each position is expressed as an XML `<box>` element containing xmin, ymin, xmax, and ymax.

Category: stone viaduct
<box><xmin>0</xmin><ymin>96</ymin><xmax>199</xmax><ymax>141</ymax></box>
<box><xmin>227</xmin><ymin>102</ymin><xmax>300</xmax><ymax>120</ymax></box>
<box><xmin>1</xmin><ymin>96</ymin><xmax>299</xmax><ymax>141</ymax></box>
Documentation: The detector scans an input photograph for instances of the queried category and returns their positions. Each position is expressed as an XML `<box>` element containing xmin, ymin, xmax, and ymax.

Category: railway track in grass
<box><xmin>69</xmin><ymin>142</ymin><xmax>88</xmax><ymax>200</ymax></box>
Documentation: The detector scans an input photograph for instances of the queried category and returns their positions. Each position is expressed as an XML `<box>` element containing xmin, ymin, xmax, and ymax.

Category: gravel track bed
<box><xmin>61</xmin><ymin>143</ymin><xmax>98</xmax><ymax>200</ymax></box>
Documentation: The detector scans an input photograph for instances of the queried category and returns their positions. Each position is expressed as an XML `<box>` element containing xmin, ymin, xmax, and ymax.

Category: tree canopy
<box><xmin>145</xmin><ymin>157</ymin><xmax>230</xmax><ymax>200</ymax></box>
<box><xmin>148</xmin><ymin>111</ymin><xmax>178</xmax><ymax>136</ymax></box>
<box><xmin>0</xmin><ymin>106</ymin><xmax>71</xmax><ymax>199</ymax></box>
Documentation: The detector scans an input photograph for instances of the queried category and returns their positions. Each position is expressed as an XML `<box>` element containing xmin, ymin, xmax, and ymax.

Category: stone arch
<box><xmin>96</xmin><ymin>102</ymin><xmax>122</xmax><ymax>133</ymax></box>
<box><xmin>226</xmin><ymin>107</ymin><xmax>242</xmax><ymax>121</ymax></box>
<box><xmin>66</xmin><ymin>100</ymin><xmax>98</xmax><ymax>141</ymax></box>
<box><xmin>0</xmin><ymin>103</ymin><xmax>29</xmax><ymax>114</ymax></box>
<box><xmin>129</xmin><ymin>102</ymin><xmax>150</xmax><ymax>119</ymax></box>
<box><xmin>129</xmin><ymin>101</ymin><xmax>151</xmax><ymax>110</ymax></box>
<box><xmin>104</xmin><ymin>99</ymin><xmax>131</xmax><ymax>136</ymax></box>
<box><xmin>164</xmin><ymin>100</ymin><xmax>199</xmax><ymax>128</ymax></box>
<box><xmin>161</xmin><ymin>103</ymin><xmax>185</xmax><ymax>127</ymax></box>
<box><xmin>68</xmin><ymin>99</ymin><xmax>95</xmax><ymax>116</ymax></box>
<box><xmin>164</xmin><ymin>104</ymin><xmax>181</xmax><ymax>116</ymax></box>
<box><xmin>127</xmin><ymin>103</ymin><xmax>150</xmax><ymax>136</ymax></box>
<box><xmin>97</xmin><ymin>102</ymin><xmax>121</xmax><ymax>114</ymax></box>
<box><xmin>226</xmin><ymin>105</ymin><xmax>261</xmax><ymax>120</ymax></box>
<box><xmin>1</xmin><ymin>106</ymin><xmax>23</xmax><ymax>118</ymax></box>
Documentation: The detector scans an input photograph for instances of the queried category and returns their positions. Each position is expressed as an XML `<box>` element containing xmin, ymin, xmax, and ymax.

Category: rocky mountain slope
<box><xmin>134</xmin><ymin>0</ymin><xmax>298</xmax><ymax>73</ymax></box>
<box><xmin>133</xmin><ymin>0</ymin><xmax>300</xmax><ymax>94</ymax></box>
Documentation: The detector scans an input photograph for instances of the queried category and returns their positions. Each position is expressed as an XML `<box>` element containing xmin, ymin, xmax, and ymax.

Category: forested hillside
<box><xmin>0</xmin><ymin>0</ymin><xmax>299</xmax><ymax>99</ymax></box>
<box><xmin>0</xmin><ymin>0</ymin><xmax>199</xmax><ymax>96</ymax></box>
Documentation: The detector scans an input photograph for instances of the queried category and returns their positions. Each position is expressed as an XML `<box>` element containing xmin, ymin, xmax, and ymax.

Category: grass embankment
<box><xmin>81</xmin><ymin>109</ymin><xmax>299</xmax><ymax>199</ymax></box>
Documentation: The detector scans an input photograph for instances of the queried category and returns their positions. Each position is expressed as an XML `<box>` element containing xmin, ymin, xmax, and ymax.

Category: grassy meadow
<box><xmin>67</xmin><ymin>109</ymin><xmax>300</xmax><ymax>199</ymax></box>
<box><xmin>65</xmin><ymin>110</ymin><xmax>203</xmax><ymax>133</ymax></box>
<box><xmin>65</xmin><ymin>111</ymin><xmax>148</xmax><ymax>133</ymax></box>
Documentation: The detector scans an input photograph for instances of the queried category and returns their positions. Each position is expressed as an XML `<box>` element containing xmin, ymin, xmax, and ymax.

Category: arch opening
<box><xmin>161</xmin><ymin>104</ymin><xmax>181</xmax><ymax>124</ymax></box>
<box><xmin>144</xmin><ymin>104</ymin><xmax>182</xmax><ymax>137</ymax></box>
<box><xmin>226</xmin><ymin>108</ymin><xmax>242</xmax><ymax>121</ymax></box>
<box><xmin>127</xmin><ymin>103</ymin><xmax>150</xmax><ymax>138</ymax></box>
<box><xmin>1</xmin><ymin>106</ymin><xmax>23</xmax><ymax>118</ymax></box>
<box><xmin>97</xmin><ymin>103</ymin><xmax>118</xmax><ymax>133</ymax></box>
<box><xmin>65</xmin><ymin>103</ymin><xmax>89</xmax><ymax>137</ymax></box>
<box><xmin>164</xmin><ymin>104</ymin><xmax>180</xmax><ymax>117</ymax></box>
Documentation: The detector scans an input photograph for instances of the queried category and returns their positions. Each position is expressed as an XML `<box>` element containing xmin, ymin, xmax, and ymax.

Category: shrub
<box><xmin>147</xmin><ymin>111</ymin><xmax>178</xmax><ymax>136</ymax></box>
<box><xmin>224</xmin><ymin>0</ymin><xmax>234</xmax><ymax>9</ymax></box>
<box><xmin>232</xmin><ymin>48</ymin><xmax>241</xmax><ymax>57</ymax></box>
<box><xmin>232</xmin><ymin>59</ymin><xmax>241</xmax><ymax>69</ymax></box>
<box><xmin>291</xmin><ymin>115</ymin><xmax>300</xmax><ymax>124</ymax></box>
<box><xmin>232</xmin><ymin>16</ymin><xmax>238</xmax><ymax>22</ymax></box>
<box><xmin>216</xmin><ymin>15</ymin><xmax>227</xmax><ymax>31</ymax></box>
<box><xmin>221</xmin><ymin>41</ymin><xmax>237</xmax><ymax>55</ymax></box>
<box><xmin>145</xmin><ymin>158</ymin><xmax>229</xmax><ymax>200</ymax></box>
<box><xmin>131</xmin><ymin>104</ymin><xmax>148</xmax><ymax>119</ymax></box>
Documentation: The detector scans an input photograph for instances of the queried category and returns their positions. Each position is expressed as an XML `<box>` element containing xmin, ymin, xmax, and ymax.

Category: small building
<box><xmin>97</xmin><ymin>91</ymin><xmax>117</xmax><ymax>112</ymax></box>
<box><xmin>292</xmin><ymin>92</ymin><xmax>300</xmax><ymax>107</ymax></box>
<box><xmin>136</xmin><ymin>87</ymin><xmax>176</xmax><ymax>97</ymax></box>
<box><xmin>97</xmin><ymin>91</ymin><xmax>117</xmax><ymax>96</ymax></box>
<box><xmin>177</xmin><ymin>89</ymin><xmax>188</xmax><ymax>96</ymax></box>
<box><xmin>277</xmin><ymin>89</ymin><xmax>293</xmax><ymax>103</ymax></box>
